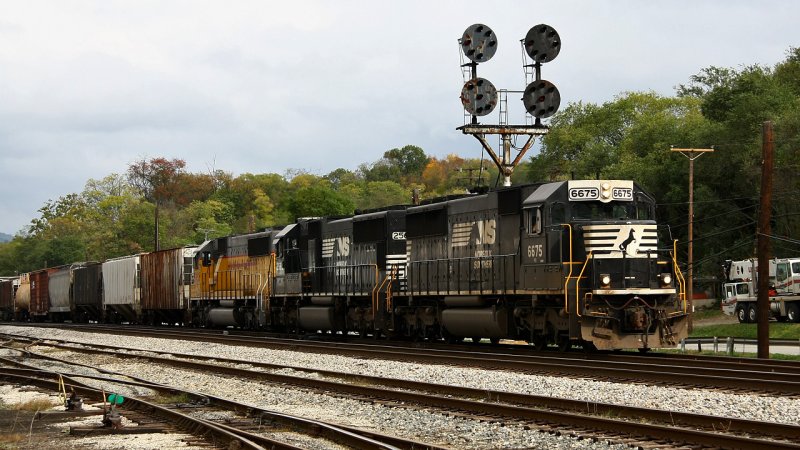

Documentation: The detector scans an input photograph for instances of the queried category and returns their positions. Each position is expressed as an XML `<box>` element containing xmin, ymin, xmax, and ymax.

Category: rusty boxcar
<box><xmin>140</xmin><ymin>246</ymin><xmax>196</xmax><ymax>325</ymax></box>
<box><xmin>29</xmin><ymin>269</ymin><xmax>55</xmax><ymax>319</ymax></box>
<box><xmin>0</xmin><ymin>278</ymin><xmax>14</xmax><ymax>320</ymax></box>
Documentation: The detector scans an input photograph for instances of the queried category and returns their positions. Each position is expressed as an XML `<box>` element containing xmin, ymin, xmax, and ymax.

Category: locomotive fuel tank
<box><xmin>298</xmin><ymin>306</ymin><xmax>337</xmax><ymax>331</ymax></box>
<box><xmin>207</xmin><ymin>307</ymin><xmax>245</xmax><ymax>327</ymax></box>
<box><xmin>441</xmin><ymin>307</ymin><xmax>509</xmax><ymax>339</ymax></box>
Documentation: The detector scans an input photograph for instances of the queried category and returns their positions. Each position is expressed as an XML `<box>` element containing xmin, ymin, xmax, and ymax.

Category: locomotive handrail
<box><xmin>372</xmin><ymin>265</ymin><xmax>391</xmax><ymax>322</ymax></box>
<box><xmin>574</xmin><ymin>251</ymin><xmax>593</xmax><ymax>317</ymax></box>
<box><xmin>303</xmin><ymin>263</ymin><xmax>379</xmax><ymax>296</ymax></box>
<box><xmin>407</xmin><ymin>252</ymin><xmax>518</xmax><ymax>295</ymax></box>
<box><xmin>370</xmin><ymin>264</ymin><xmax>380</xmax><ymax>321</ymax></box>
<box><xmin>386</xmin><ymin>265</ymin><xmax>399</xmax><ymax>316</ymax></box>
<box><xmin>562</xmin><ymin>224</ymin><xmax>574</xmax><ymax>314</ymax></box>
<box><xmin>672</xmin><ymin>239</ymin><xmax>688</xmax><ymax>313</ymax></box>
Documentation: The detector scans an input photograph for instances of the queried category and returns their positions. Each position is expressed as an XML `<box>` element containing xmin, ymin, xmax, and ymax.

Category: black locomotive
<box><xmin>192</xmin><ymin>179</ymin><xmax>688</xmax><ymax>351</ymax></box>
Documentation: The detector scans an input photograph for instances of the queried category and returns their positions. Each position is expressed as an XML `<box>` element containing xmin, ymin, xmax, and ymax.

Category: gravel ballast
<box><xmin>4</xmin><ymin>325</ymin><xmax>799</xmax><ymax>448</ymax></box>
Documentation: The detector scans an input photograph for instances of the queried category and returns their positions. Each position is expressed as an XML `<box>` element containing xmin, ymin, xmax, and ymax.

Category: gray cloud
<box><xmin>0</xmin><ymin>0</ymin><xmax>797</xmax><ymax>234</ymax></box>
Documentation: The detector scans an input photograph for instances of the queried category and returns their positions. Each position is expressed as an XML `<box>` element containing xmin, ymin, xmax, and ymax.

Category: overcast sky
<box><xmin>0</xmin><ymin>1</ymin><xmax>797</xmax><ymax>235</ymax></box>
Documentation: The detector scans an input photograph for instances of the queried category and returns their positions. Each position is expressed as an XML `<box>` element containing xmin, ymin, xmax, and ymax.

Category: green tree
<box><xmin>289</xmin><ymin>185</ymin><xmax>354</xmax><ymax>218</ymax></box>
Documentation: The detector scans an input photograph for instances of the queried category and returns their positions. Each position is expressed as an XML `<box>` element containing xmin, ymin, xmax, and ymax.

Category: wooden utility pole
<box><xmin>154</xmin><ymin>203</ymin><xmax>160</xmax><ymax>252</ymax></box>
<box><xmin>757</xmin><ymin>121</ymin><xmax>774</xmax><ymax>359</ymax></box>
<box><xmin>671</xmin><ymin>147</ymin><xmax>714</xmax><ymax>331</ymax></box>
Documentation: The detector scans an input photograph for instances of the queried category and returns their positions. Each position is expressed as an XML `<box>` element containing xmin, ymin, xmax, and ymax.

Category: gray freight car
<box><xmin>102</xmin><ymin>254</ymin><xmax>143</xmax><ymax>323</ymax></box>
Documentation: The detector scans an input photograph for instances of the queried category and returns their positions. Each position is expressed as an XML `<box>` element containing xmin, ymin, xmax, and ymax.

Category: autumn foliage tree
<box><xmin>127</xmin><ymin>157</ymin><xmax>187</xmax><ymax>251</ymax></box>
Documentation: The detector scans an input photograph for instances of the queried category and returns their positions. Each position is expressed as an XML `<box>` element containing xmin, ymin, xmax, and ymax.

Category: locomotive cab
<box><xmin>521</xmin><ymin>180</ymin><xmax>687</xmax><ymax>350</ymax></box>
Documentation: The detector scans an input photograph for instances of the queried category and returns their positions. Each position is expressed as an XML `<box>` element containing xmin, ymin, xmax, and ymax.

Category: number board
<box><xmin>611</xmin><ymin>187</ymin><xmax>633</xmax><ymax>200</ymax></box>
<box><xmin>568</xmin><ymin>187</ymin><xmax>599</xmax><ymax>200</ymax></box>
<box><xmin>568</xmin><ymin>186</ymin><xmax>634</xmax><ymax>201</ymax></box>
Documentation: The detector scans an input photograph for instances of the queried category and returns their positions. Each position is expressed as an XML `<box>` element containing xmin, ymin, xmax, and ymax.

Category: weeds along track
<box><xmin>3</xmin><ymin>333</ymin><xmax>800</xmax><ymax>449</ymax></box>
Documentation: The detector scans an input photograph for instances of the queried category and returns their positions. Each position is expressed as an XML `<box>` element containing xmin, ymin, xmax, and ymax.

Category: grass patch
<box><xmin>0</xmin><ymin>398</ymin><xmax>58</xmax><ymax>412</ymax></box>
<box><xmin>692</xmin><ymin>308</ymin><xmax>725</xmax><ymax>321</ymax></box>
<box><xmin>151</xmin><ymin>392</ymin><xmax>192</xmax><ymax>404</ymax></box>
<box><xmin>0</xmin><ymin>432</ymin><xmax>25</xmax><ymax>447</ymax></box>
<box><xmin>690</xmin><ymin>323</ymin><xmax>800</xmax><ymax>339</ymax></box>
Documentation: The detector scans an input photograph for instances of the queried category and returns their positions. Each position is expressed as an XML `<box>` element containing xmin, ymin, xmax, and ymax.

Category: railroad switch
<box><xmin>102</xmin><ymin>404</ymin><xmax>123</xmax><ymax>429</ymax></box>
<box><xmin>65</xmin><ymin>389</ymin><xmax>83</xmax><ymax>411</ymax></box>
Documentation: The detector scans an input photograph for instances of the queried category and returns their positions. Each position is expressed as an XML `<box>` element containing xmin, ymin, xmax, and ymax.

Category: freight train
<box><xmin>0</xmin><ymin>180</ymin><xmax>689</xmax><ymax>351</ymax></box>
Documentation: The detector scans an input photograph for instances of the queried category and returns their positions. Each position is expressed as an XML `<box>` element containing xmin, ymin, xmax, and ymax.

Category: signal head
<box><xmin>522</xmin><ymin>79</ymin><xmax>560</xmax><ymax>118</ymax></box>
<box><xmin>461</xmin><ymin>24</ymin><xmax>498</xmax><ymax>63</ymax></box>
<box><xmin>461</xmin><ymin>77</ymin><xmax>498</xmax><ymax>116</ymax></box>
<box><xmin>524</xmin><ymin>24</ymin><xmax>561</xmax><ymax>63</ymax></box>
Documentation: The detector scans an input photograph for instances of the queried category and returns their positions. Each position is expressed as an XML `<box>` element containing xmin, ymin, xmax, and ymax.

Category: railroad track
<box><xmin>3</xmin><ymin>333</ymin><xmax>800</xmax><ymax>449</ymax></box>
<box><xmin>0</xmin><ymin>347</ymin><xmax>435</xmax><ymax>449</ymax></box>
<box><xmin>7</xmin><ymin>323</ymin><xmax>800</xmax><ymax>395</ymax></box>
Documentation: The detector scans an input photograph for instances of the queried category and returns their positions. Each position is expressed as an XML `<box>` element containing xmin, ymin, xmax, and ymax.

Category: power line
<box><xmin>758</xmin><ymin>232</ymin><xmax>800</xmax><ymax>248</ymax></box>
<box><xmin>656</xmin><ymin>189</ymin><xmax>800</xmax><ymax>206</ymax></box>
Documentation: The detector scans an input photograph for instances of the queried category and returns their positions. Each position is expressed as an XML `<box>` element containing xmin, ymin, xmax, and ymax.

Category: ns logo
<box><xmin>452</xmin><ymin>219</ymin><xmax>496</xmax><ymax>247</ymax></box>
<box><xmin>334</xmin><ymin>236</ymin><xmax>351</xmax><ymax>257</ymax></box>
<box><xmin>323</xmin><ymin>236</ymin><xmax>351</xmax><ymax>258</ymax></box>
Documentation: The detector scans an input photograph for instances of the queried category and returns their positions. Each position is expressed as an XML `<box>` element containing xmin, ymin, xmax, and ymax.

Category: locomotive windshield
<box><xmin>570</xmin><ymin>201</ymin><xmax>653</xmax><ymax>221</ymax></box>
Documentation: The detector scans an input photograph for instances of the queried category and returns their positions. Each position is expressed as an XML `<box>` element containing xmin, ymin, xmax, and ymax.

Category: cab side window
<box><xmin>527</xmin><ymin>207</ymin><xmax>542</xmax><ymax>235</ymax></box>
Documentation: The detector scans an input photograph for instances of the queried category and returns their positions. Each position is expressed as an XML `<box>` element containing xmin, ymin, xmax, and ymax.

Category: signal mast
<box><xmin>458</xmin><ymin>24</ymin><xmax>562</xmax><ymax>186</ymax></box>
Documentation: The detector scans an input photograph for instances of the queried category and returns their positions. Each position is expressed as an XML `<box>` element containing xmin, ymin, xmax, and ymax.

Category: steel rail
<box><xmin>0</xmin><ymin>349</ymin><xmax>436</xmax><ymax>450</ymax></box>
<box><xmin>13</xmin><ymin>325</ymin><xmax>800</xmax><ymax>394</ymax></box>
<box><xmin>0</xmin><ymin>369</ymin><xmax>268</xmax><ymax>450</ymax></box>
<box><xmin>6</xmin><ymin>337</ymin><xmax>800</xmax><ymax>449</ymax></box>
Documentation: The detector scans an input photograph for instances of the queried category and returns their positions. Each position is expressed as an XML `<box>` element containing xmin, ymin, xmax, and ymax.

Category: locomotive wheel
<box><xmin>787</xmin><ymin>304</ymin><xmax>800</xmax><ymax>323</ymax></box>
<box><xmin>445</xmin><ymin>335</ymin><xmax>462</xmax><ymax>344</ymax></box>
<box><xmin>735</xmin><ymin>305</ymin><xmax>747</xmax><ymax>323</ymax></box>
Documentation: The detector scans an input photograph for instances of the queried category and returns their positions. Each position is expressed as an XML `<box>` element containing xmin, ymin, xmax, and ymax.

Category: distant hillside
<box><xmin>0</xmin><ymin>233</ymin><xmax>12</xmax><ymax>243</ymax></box>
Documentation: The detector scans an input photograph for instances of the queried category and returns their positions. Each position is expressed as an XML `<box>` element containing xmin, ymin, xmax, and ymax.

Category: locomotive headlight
<box><xmin>600</xmin><ymin>274</ymin><xmax>611</xmax><ymax>288</ymax></box>
<box><xmin>601</xmin><ymin>182</ymin><xmax>612</xmax><ymax>199</ymax></box>
<box><xmin>660</xmin><ymin>273</ymin><xmax>672</xmax><ymax>287</ymax></box>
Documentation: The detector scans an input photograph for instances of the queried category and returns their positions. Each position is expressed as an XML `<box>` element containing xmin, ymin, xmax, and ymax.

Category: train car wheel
<box><xmin>470</xmin><ymin>337</ymin><xmax>481</xmax><ymax>344</ymax></box>
<box><xmin>490</xmin><ymin>338</ymin><xmax>500</xmax><ymax>345</ymax></box>
<box><xmin>557</xmin><ymin>337</ymin><xmax>571</xmax><ymax>352</ymax></box>
<box><xmin>735</xmin><ymin>305</ymin><xmax>747</xmax><ymax>323</ymax></box>
<box><xmin>582</xmin><ymin>341</ymin><xmax>597</xmax><ymax>353</ymax></box>
<box><xmin>532</xmin><ymin>336</ymin><xmax>547</xmax><ymax>351</ymax></box>
<box><xmin>747</xmin><ymin>304</ymin><xmax>757</xmax><ymax>323</ymax></box>
<box><xmin>787</xmin><ymin>304</ymin><xmax>800</xmax><ymax>323</ymax></box>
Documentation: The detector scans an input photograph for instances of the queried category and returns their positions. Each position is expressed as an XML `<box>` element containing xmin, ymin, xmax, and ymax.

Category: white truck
<box><xmin>722</xmin><ymin>257</ymin><xmax>800</xmax><ymax>323</ymax></box>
